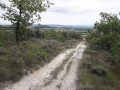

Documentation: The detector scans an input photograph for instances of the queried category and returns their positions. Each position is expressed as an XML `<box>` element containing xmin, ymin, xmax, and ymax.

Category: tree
<box><xmin>87</xmin><ymin>12</ymin><xmax>120</xmax><ymax>62</ymax></box>
<box><xmin>0</xmin><ymin>0</ymin><xmax>53</xmax><ymax>44</ymax></box>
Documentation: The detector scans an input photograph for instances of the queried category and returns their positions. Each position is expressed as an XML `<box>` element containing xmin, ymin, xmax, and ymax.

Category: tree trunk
<box><xmin>15</xmin><ymin>4</ymin><xmax>22</xmax><ymax>44</ymax></box>
<box><xmin>15</xmin><ymin>22</ymin><xmax>20</xmax><ymax>44</ymax></box>
<box><xmin>106</xmin><ymin>44</ymin><xmax>111</xmax><ymax>51</ymax></box>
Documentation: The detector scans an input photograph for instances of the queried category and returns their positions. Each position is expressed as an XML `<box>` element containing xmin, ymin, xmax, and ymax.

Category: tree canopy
<box><xmin>0</xmin><ymin>0</ymin><xmax>53</xmax><ymax>26</ymax></box>
<box><xmin>0</xmin><ymin>0</ymin><xmax>53</xmax><ymax>43</ymax></box>
<box><xmin>87</xmin><ymin>12</ymin><xmax>120</xmax><ymax>62</ymax></box>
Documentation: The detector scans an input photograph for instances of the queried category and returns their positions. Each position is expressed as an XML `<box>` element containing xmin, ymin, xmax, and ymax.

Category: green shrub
<box><xmin>82</xmin><ymin>60</ymin><xmax>92</xmax><ymax>69</ymax></box>
<box><xmin>77</xmin><ymin>49</ymin><xmax>120</xmax><ymax>90</ymax></box>
<box><xmin>0</xmin><ymin>47</ymin><xmax>7</xmax><ymax>55</ymax></box>
<box><xmin>87</xmin><ymin>12</ymin><xmax>120</xmax><ymax>62</ymax></box>
<box><xmin>24</xmin><ymin>53</ymin><xmax>36</xmax><ymax>67</ymax></box>
<box><xmin>0</xmin><ymin>68</ymin><xmax>10</xmax><ymax>82</ymax></box>
<box><xmin>0</xmin><ymin>29</ymin><xmax>81</xmax><ymax>83</ymax></box>
<box><xmin>91</xmin><ymin>65</ymin><xmax>107</xmax><ymax>77</ymax></box>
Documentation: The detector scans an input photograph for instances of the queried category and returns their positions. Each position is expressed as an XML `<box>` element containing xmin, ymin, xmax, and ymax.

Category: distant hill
<box><xmin>32</xmin><ymin>24</ymin><xmax>51</xmax><ymax>28</ymax></box>
<box><xmin>46</xmin><ymin>24</ymin><xmax>94</xmax><ymax>29</ymax></box>
<box><xmin>33</xmin><ymin>25</ymin><xmax>52</xmax><ymax>29</ymax></box>
<box><xmin>0</xmin><ymin>24</ymin><xmax>93</xmax><ymax>32</ymax></box>
<box><xmin>0</xmin><ymin>25</ymin><xmax>14</xmax><ymax>30</ymax></box>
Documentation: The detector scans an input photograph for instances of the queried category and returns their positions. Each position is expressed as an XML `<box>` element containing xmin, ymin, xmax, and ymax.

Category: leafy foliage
<box><xmin>87</xmin><ymin>12</ymin><xmax>120</xmax><ymax>62</ymax></box>
<box><xmin>0</xmin><ymin>0</ymin><xmax>53</xmax><ymax>25</ymax></box>
<box><xmin>0</xmin><ymin>0</ymin><xmax>53</xmax><ymax>43</ymax></box>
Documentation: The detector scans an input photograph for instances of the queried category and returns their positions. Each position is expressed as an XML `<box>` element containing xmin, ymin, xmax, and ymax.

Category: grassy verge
<box><xmin>77</xmin><ymin>47</ymin><xmax>120</xmax><ymax>90</ymax></box>
<box><xmin>0</xmin><ymin>38</ymin><xmax>79</xmax><ymax>85</ymax></box>
<box><xmin>0</xmin><ymin>29</ymin><xmax>82</xmax><ymax>89</ymax></box>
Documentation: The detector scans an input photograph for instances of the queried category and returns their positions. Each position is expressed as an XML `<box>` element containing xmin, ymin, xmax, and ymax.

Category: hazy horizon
<box><xmin>0</xmin><ymin>23</ymin><xmax>94</xmax><ymax>27</ymax></box>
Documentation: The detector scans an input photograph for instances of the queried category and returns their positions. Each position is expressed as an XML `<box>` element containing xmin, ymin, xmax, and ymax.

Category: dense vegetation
<box><xmin>0</xmin><ymin>0</ymin><xmax>53</xmax><ymax>43</ymax></box>
<box><xmin>1</xmin><ymin>0</ymin><xmax>119</xmax><ymax>90</ymax></box>
<box><xmin>0</xmin><ymin>28</ymin><xmax>82</xmax><ymax>84</ymax></box>
<box><xmin>0</xmin><ymin>0</ymin><xmax>83</xmax><ymax>86</ymax></box>
<box><xmin>77</xmin><ymin>12</ymin><xmax>120</xmax><ymax>90</ymax></box>
<box><xmin>87</xmin><ymin>12</ymin><xmax>120</xmax><ymax>63</ymax></box>
<box><xmin>77</xmin><ymin>48</ymin><xmax>120</xmax><ymax>90</ymax></box>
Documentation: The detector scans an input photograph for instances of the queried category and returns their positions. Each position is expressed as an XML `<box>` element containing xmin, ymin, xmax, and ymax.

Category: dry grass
<box><xmin>76</xmin><ymin>48</ymin><xmax>120</xmax><ymax>90</ymax></box>
<box><xmin>0</xmin><ymin>38</ymin><xmax>80</xmax><ymax>89</ymax></box>
<box><xmin>0</xmin><ymin>29</ymin><xmax>82</xmax><ymax>89</ymax></box>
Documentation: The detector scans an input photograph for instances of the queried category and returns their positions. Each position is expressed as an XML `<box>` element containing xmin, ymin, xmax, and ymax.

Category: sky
<box><xmin>0</xmin><ymin>0</ymin><xmax>120</xmax><ymax>25</ymax></box>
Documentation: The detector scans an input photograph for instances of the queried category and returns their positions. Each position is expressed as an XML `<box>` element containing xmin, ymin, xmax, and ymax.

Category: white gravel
<box><xmin>4</xmin><ymin>42</ymin><xmax>86</xmax><ymax>90</ymax></box>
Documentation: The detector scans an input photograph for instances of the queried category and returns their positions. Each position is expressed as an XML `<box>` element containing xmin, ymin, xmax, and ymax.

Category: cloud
<box><xmin>0</xmin><ymin>0</ymin><xmax>120</xmax><ymax>25</ymax></box>
<box><xmin>47</xmin><ymin>7</ymin><xmax>71</xmax><ymax>13</ymax></box>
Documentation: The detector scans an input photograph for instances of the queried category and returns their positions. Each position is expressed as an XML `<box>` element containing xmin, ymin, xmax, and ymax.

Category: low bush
<box><xmin>0</xmin><ymin>38</ymin><xmax>80</xmax><ymax>83</ymax></box>
<box><xmin>82</xmin><ymin>60</ymin><xmax>92</xmax><ymax>69</ymax></box>
<box><xmin>0</xmin><ymin>28</ymin><xmax>82</xmax><ymax>85</ymax></box>
<box><xmin>90</xmin><ymin>65</ymin><xmax>107</xmax><ymax>77</ymax></box>
<box><xmin>106</xmin><ymin>56</ymin><xmax>115</xmax><ymax>63</ymax></box>
<box><xmin>77</xmin><ymin>48</ymin><xmax>120</xmax><ymax>90</ymax></box>
<box><xmin>0</xmin><ymin>47</ymin><xmax>7</xmax><ymax>55</ymax></box>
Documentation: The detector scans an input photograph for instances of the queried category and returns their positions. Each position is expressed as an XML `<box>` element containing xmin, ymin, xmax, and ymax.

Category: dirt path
<box><xmin>4</xmin><ymin>42</ymin><xmax>86</xmax><ymax>90</ymax></box>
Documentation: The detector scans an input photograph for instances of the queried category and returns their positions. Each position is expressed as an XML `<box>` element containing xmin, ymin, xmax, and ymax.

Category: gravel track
<box><xmin>4</xmin><ymin>42</ymin><xmax>86</xmax><ymax>90</ymax></box>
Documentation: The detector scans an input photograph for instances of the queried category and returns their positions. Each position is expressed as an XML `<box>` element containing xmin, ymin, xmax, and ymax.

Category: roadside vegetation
<box><xmin>87</xmin><ymin>12</ymin><xmax>120</xmax><ymax>62</ymax></box>
<box><xmin>77</xmin><ymin>48</ymin><xmax>120</xmax><ymax>90</ymax></box>
<box><xmin>77</xmin><ymin>12</ymin><xmax>120</xmax><ymax>90</ymax></box>
<box><xmin>0</xmin><ymin>0</ymin><xmax>83</xmax><ymax>89</ymax></box>
<box><xmin>0</xmin><ymin>28</ymin><xmax>82</xmax><ymax>85</ymax></box>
